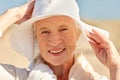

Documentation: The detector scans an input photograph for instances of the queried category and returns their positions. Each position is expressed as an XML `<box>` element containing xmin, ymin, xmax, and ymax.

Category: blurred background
<box><xmin>0</xmin><ymin>0</ymin><xmax>120</xmax><ymax>78</ymax></box>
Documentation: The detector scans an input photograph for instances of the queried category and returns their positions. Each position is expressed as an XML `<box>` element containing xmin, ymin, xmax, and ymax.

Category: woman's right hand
<box><xmin>15</xmin><ymin>0</ymin><xmax>35</xmax><ymax>24</ymax></box>
<box><xmin>0</xmin><ymin>0</ymin><xmax>35</xmax><ymax>37</ymax></box>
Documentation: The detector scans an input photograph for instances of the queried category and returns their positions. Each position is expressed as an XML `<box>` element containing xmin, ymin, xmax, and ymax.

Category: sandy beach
<box><xmin>0</xmin><ymin>20</ymin><xmax>120</xmax><ymax>78</ymax></box>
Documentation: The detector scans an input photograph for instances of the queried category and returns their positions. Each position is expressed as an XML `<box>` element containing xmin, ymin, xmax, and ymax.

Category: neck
<box><xmin>47</xmin><ymin>57</ymin><xmax>74</xmax><ymax>80</ymax></box>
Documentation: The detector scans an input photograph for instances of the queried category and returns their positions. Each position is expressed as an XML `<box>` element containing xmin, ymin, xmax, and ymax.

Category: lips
<box><xmin>48</xmin><ymin>48</ymin><xmax>66</xmax><ymax>55</ymax></box>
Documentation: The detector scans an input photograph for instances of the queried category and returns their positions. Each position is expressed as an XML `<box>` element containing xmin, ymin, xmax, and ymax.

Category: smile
<box><xmin>48</xmin><ymin>48</ymin><xmax>66</xmax><ymax>55</ymax></box>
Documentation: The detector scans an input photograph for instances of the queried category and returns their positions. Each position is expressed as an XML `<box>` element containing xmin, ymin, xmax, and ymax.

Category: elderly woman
<box><xmin>0</xmin><ymin>0</ymin><xmax>120</xmax><ymax>80</ymax></box>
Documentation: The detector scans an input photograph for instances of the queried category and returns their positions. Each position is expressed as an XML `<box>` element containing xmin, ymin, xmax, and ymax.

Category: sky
<box><xmin>0</xmin><ymin>0</ymin><xmax>120</xmax><ymax>20</ymax></box>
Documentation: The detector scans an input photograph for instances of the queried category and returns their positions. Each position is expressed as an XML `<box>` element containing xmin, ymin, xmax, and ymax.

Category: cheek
<box><xmin>62</xmin><ymin>31</ymin><xmax>77</xmax><ymax>44</ymax></box>
<box><xmin>37</xmin><ymin>37</ymin><xmax>48</xmax><ymax>52</ymax></box>
<box><xmin>62</xmin><ymin>32</ymin><xmax>77</xmax><ymax>51</ymax></box>
<box><xmin>37</xmin><ymin>38</ymin><xmax>49</xmax><ymax>60</ymax></box>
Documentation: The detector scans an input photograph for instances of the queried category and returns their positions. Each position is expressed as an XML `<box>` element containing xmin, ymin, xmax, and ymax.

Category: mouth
<box><xmin>48</xmin><ymin>48</ymin><xmax>66</xmax><ymax>56</ymax></box>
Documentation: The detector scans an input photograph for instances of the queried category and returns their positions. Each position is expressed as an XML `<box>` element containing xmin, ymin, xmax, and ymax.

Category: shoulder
<box><xmin>0</xmin><ymin>63</ymin><xmax>29</xmax><ymax>80</ymax></box>
<box><xmin>69</xmin><ymin>54</ymin><xmax>109</xmax><ymax>80</ymax></box>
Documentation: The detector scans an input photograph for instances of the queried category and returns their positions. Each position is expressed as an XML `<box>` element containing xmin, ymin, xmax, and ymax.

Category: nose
<box><xmin>48</xmin><ymin>32</ymin><xmax>62</xmax><ymax>46</ymax></box>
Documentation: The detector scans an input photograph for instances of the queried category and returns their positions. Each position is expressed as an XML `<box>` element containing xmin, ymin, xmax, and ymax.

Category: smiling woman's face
<box><xmin>34</xmin><ymin>15</ymin><xmax>80</xmax><ymax>66</ymax></box>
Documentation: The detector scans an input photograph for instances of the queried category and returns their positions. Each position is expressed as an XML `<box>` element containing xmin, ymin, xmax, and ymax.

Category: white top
<box><xmin>0</xmin><ymin>55</ymin><xmax>109</xmax><ymax>80</ymax></box>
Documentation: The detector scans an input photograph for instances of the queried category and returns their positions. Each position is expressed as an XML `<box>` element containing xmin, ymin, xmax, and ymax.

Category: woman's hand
<box><xmin>86</xmin><ymin>29</ymin><xmax>120</xmax><ymax>80</ymax></box>
<box><xmin>0</xmin><ymin>0</ymin><xmax>35</xmax><ymax>37</ymax></box>
<box><xmin>15</xmin><ymin>0</ymin><xmax>35</xmax><ymax>24</ymax></box>
<box><xmin>86</xmin><ymin>29</ymin><xmax>120</xmax><ymax>68</ymax></box>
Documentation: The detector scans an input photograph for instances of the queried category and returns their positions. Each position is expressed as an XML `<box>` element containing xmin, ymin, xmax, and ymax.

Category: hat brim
<box><xmin>10</xmin><ymin>14</ymin><xmax>109</xmax><ymax>62</ymax></box>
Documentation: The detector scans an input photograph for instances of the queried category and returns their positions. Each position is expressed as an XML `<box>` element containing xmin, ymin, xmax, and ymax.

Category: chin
<box><xmin>52</xmin><ymin>63</ymin><xmax>64</xmax><ymax>66</ymax></box>
<box><xmin>46</xmin><ymin>60</ymin><xmax>65</xmax><ymax>67</ymax></box>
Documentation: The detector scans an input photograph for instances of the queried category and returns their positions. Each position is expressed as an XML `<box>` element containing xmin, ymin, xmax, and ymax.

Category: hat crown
<box><xmin>32</xmin><ymin>0</ymin><xmax>80</xmax><ymax>21</ymax></box>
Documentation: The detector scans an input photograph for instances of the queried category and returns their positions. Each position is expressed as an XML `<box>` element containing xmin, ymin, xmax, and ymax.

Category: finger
<box><xmin>90</xmin><ymin>41</ymin><xmax>107</xmax><ymax>63</ymax></box>
<box><xmin>87</xmin><ymin>31</ymin><xmax>102</xmax><ymax>44</ymax></box>
<box><xmin>92</xmin><ymin>29</ymin><xmax>109</xmax><ymax>43</ymax></box>
<box><xmin>88</xmin><ymin>37</ymin><xmax>97</xmax><ymax>45</ymax></box>
<box><xmin>87</xmin><ymin>30</ymin><xmax>109</xmax><ymax>45</ymax></box>
<box><xmin>89</xmin><ymin>41</ymin><xmax>100</xmax><ymax>55</ymax></box>
<box><xmin>85</xmin><ymin>30</ymin><xmax>98</xmax><ymax>44</ymax></box>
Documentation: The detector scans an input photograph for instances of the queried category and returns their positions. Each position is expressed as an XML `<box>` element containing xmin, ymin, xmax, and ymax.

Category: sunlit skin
<box><xmin>34</xmin><ymin>15</ymin><xmax>80</xmax><ymax>80</ymax></box>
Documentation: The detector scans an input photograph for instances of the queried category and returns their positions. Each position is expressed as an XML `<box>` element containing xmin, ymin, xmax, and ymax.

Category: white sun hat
<box><xmin>10</xmin><ymin>0</ymin><xmax>109</xmax><ymax>62</ymax></box>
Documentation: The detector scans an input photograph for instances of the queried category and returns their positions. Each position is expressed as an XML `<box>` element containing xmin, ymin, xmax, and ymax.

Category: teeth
<box><xmin>50</xmin><ymin>49</ymin><xmax>63</xmax><ymax>53</ymax></box>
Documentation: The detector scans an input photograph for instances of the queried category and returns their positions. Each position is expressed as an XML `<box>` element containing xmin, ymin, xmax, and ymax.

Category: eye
<box><xmin>41</xmin><ymin>30</ymin><xmax>50</xmax><ymax>34</ymax></box>
<box><xmin>59</xmin><ymin>27</ymin><xmax>68</xmax><ymax>32</ymax></box>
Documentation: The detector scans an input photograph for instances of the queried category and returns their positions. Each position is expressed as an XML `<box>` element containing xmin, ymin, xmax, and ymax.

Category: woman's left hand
<box><xmin>86</xmin><ymin>29</ymin><xmax>120</xmax><ymax>69</ymax></box>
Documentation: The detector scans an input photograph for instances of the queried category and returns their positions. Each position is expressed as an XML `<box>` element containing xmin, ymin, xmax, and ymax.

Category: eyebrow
<box><xmin>33</xmin><ymin>23</ymin><xmax>48</xmax><ymax>32</ymax></box>
<box><xmin>39</xmin><ymin>27</ymin><xmax>48</xmax><ymax>31</ymax></box>
<box><xmin>59</xmin><ymin>24</ymin><xmax>69</xmax><ymax>28</ymax></box>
